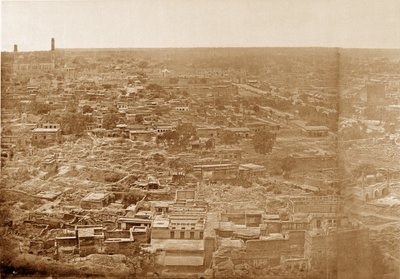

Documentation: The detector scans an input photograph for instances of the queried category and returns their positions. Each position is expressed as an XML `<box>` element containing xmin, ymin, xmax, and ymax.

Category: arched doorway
<box><xmin>382</xmin><ymin>187</ymin><xmax>389</xmax><ymax>196</ymax></box>
<box><xmin>374</xmin><ymin>189</ymin><xmax>381</xmax><ymax>199</ymax></box>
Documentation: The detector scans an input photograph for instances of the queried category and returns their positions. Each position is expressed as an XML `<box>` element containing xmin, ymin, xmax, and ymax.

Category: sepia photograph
<box><xmin>1</xmin><ymin>0</ymin><xmax>400</xmax><ymax>278</ymax></box>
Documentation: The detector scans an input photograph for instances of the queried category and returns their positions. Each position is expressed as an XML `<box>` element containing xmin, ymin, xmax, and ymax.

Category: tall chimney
<box><xmin>51</xmin><ymin>38</ymin><xmax>55</xmax><ymax>51</ymax></box>
<box><xmin>13</xmin><ymin>44</ymin><xmax>18</xmax><ymax>52</ymax></box>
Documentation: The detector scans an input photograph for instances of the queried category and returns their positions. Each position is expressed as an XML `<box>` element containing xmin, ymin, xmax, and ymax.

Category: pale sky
<box><xmin>1</xmin><ymin>0</ymin><xmax>400</xmax><ymax>51</ymax></box>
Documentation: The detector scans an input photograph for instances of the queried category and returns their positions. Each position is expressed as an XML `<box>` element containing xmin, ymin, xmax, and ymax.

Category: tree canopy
<box><xmin>30</xmin><ymin>101</ymin><xmax>52</xmax><ymax>115</ymax></box>
<box><xmin>281</xmin><ymin>156</ymin><xmax>296</xmax><ymax>172</ymax></box>
<box><xmin>135</xmin><ymin>114</ymin><xmax>144</xmax><ymax>124</ymax></box>
<box><xmin>103</xmin><ymin>113</ymin><xmax>119</xmax><ymax>130</ymax></box>
<box><xmin>205</xmin><ymin>138</ymin><xmax>215</xmax><ymax>150</ymax></box>
<box><xmin>220</xmin><ymin>130</ymin><xmax>238</xmax><ymax>145</ymax></box>
<box><xmin>281</xmin><ymin>156</ymin><xmax>296</xmax><ymax>178</ymax></box>
<box><xmin>60</xmin><ymin>112</ymin><xmax>89</xmax><ymax>135</ymax></box>
<box><xmin>82</xmin><ymin>105</ymin><xmax>94</xmax><ymax>114</ymax></box>
<box><xmin>146</xmin><ymin>83</ymin><xmax>164</xmax><ymax>92</ymax></box>
<box><xmin>252</xmin><ymin>130</ymin><xmax>277</xmax><ymax>154</ymax></box>
<box><xmin>156</xmin><ymin>123</ymin><xmax>196</xmax><ymax>150</ymax></box>
<box><xmin>168</xmin><ymin>158</ymin><xmax>192</xmax><ymax>173</ymax></box>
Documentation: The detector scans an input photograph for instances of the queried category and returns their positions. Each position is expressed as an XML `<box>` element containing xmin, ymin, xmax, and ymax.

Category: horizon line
<box><xmin>3</xmin><ymin>46</ymin><xmax>400</xmax><ymax>53</ymax></box>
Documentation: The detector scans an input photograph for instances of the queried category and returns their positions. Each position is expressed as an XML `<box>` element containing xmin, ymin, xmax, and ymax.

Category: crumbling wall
<box><xmin>245</xmin><ymin>239</ymin><xmax>290</xmax><ymax>268</ymax></box>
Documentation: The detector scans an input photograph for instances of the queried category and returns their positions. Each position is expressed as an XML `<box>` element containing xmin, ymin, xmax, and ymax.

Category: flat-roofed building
<box><xmin>215</xmin><ymin>147</ymin><xmax>242</xmax><ymax>161</ymax></box>
<box><xmin>31</xmin><ymin>123</ymin><xmax>62</xmax><ymax>147</ymax></box>
<box><xmin>40</xmin><ymin>155</ymin><xmax>58</xmax><ymax>173</ymax></box>
<box><xmin>224</xmin><ymin>127</ymin><xmax>251</xmax><ymax>138</ymax></box>
<box><xmin>103</xmin><ymin>229</ymin><xmax>136</xmax><ymax>255</ymax></box>
<box><xmin>129</xmin><ymin>129</ymin><xmax>154</xmax><ymax>141</ymax></box>
<box><xmin>80</xmin><ymin>192</ymin><xmax>112</xmax><ymax>209</ymax></box>
<box><xmin>152</xmin><ymin>238</ymin><xmax>205</xmax><ymax>273</ymax></box>
<box><xmin>175</xmin><ymin>190</ymin><xmax>196</xmax><ymax>201</ymax></box>
<box><xmin>196</xmin><ymin>126</ymin><xmax>220</xmax><ymax>138</ymax></box>
<box><xmin>149</xmin><ymin>190</ymin><xmax>215</xmax><ymax>273</ymax></box>
<box><xmin>151</xmin><ymin>215</ymin><xmax>207</xmax><ymax>273</ymax></box>
<box><xmin>219</xmin><ymin>210</ymin><xmax>264</xmax><ymax>228</ymax></box>
<box><xmin>117</xmin><ymin>216</ymin><xmax>152</xmax><ymax>230</ymax></box>
<box><xmin>291</xmin><ymin>120</ymin><xmax>329</xmax><ymax>137</ymax></box>
<box><xmin>288</xmin><ymin>196</ymin><xmax>342</xmax><ymax>215</ymax></box>
<box><xmin>155</xmin><ymin>124</ymin><xmax>175</xmax><ymax>134</ymax></box>
<box><xmin>150</xmin><ymin>201</ymin><xmax>174</xmax><ymax>215</ymax></box>
<box><xmin>288</xmin><ymin>196</ymin><xmax>344</xmax><ymax>230</ymax></box>
<box><xmin>239</xmin><ymin>163</ymin><xmax>266</xmax><ymax>179</ymax></box>
<box><xmin>246</xmin><ymin>121</ymin><xmax>270</xmax><ymax>134</ymax></box>
<box><xmin>193</xmin><ymin>163</ymin><xmax>238</xmax><ymax>181</ymax></box>
<box><xmin>302</xmin><ymin>125</ymin><xmax>329</xmax><ymax>137</ymax></box>
<box><xmin>76</xmin><ymin>226</ymin><xmax>104</xmax><ymax>257</ymax></box>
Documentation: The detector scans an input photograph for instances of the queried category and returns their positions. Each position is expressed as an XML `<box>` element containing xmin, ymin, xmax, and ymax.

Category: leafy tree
<box><xmin>173</xmin><ymin>123</ymin><xmax>195</xmax><ymax>148</ymax></box>
<box><xmin>215</xmin><ymin>96</ymin><xmax>225</xmax><ymax>110</ymax></box>
<box><xmin>82</xmin><ymin>105</ymin><xmax>93</xmax><ymax>114</ymax></box>
<box><xmin>156</xmin><ymin>135</ymin><xmax>164</xmax><ymax>145</ymax></box>
<box><xmin>273</xmin><ymin>99</ymin><xmax>292</xmax><ymax>112</ymax></box>
<box><xmin>169</xmin><ymin>77</ymin><xmax>179</xmax><ymax>84</ymax></box>
<box><xmin>168</xmin><ymin>158</ymin><xmax>192</xmax><ymax>173</ymax></box>
<box><xmin>197</xmin><ymin>104</ymin><xmax>207</xmax><ymax>115</ymax></box>
<box><xmin>146</xmin><ymin>83</ymin><xmax>163</xmax><ymax>92</ymax></box>
<box><xmin>157</xmin><ymin>130</ymin><xmax>179</xmax><ymax>146</ymax></box>
<box><xmin>30</xmin><ymin>101</ymin><xmax>52</xmax><ymax>115</ymax></box>
<box><xmin>107</xmin><ymin>104</ymin><xmax>118</xmax><ymax>114</ymax></box>
<box><xmin>241</xmin><ymin>99</ymin><xmax>250</xmax><ymax>109</ymax></box>
<box><xmin>2</xmin><ymin>127</ymin><xmax>12</xmax><ymax>136</ymax></box>
<box><xmin>252</xmin><ymin>130</ymin><xmax>276</xmax><ymax>154</ymax></box>
<box><xmin>164</xmin><ymin>130</ymin><xmax>179</xmax><ymax>142</ymax></box>
<box><xmin>253</xmin><ymin>105</ymin><xmax>260</xmax><ymax>113</ymax></box>
<box><xmin>66</xmin><ymin>101</ymin><xmax>77</xmax><ymax>113</ymax></box>
<box><xmin>138</xmin><ymin>61</ymin><xmax>149</xmax><ymax>69</ymax></box>
<box><xmin>135</xmin><ymin>114</ymin><xmax>144</xmax><ymax>124</ymax></box>
<box><xmin>281</xmin><ymin>156</ymin><xmax>296</xmax><ymax>172</ymax></box>
<box><xmin>60</xmin><ymin>112</ymin><xmax>88</xmax><ymax>135</ymax></box>
<box><xmin>157</xmin><ymin>126</ymin><xmax>194</xmax><ymax>150</ymax></box>
<box><xmin>102</xmin><ymin>113</ymin><xmax>119</xmax><ymax>130</ymax></box>
<box><xmin>205</xmin><ymin>138</ymin><xmax>215</xmax><ymax>150</ymax></box>
<box><xmin>221</xmin><ymin>130</ymin><xmax>238</xmax><ymax>145</ymax></box>
<box><xmin>176</xmin><ymin>123</ymin><xmax>196</xmax><ymax>138</ymax></box>
<box><xmin>281</xmin><ymin>156</ymin><xmax>296</xmax><ymax>178</ymax></box>
<box><xmin>122</xmin><ymin>190</ymin><xmax>145</xmax><ymax>206</ymax></box>
<box><xmin>154</xmin><ymin>105</ymin><xmax>170</xmax><ymax>116</ymax></box>
<box><xmin>136</xmin><ymin>72</ymin><xmax>147</xmax><ymax>83</ymax></box>
<box><xmin>153</xmin><ymin>153</ymin><xmax>165</xmax><ymax>164</ymax></box>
